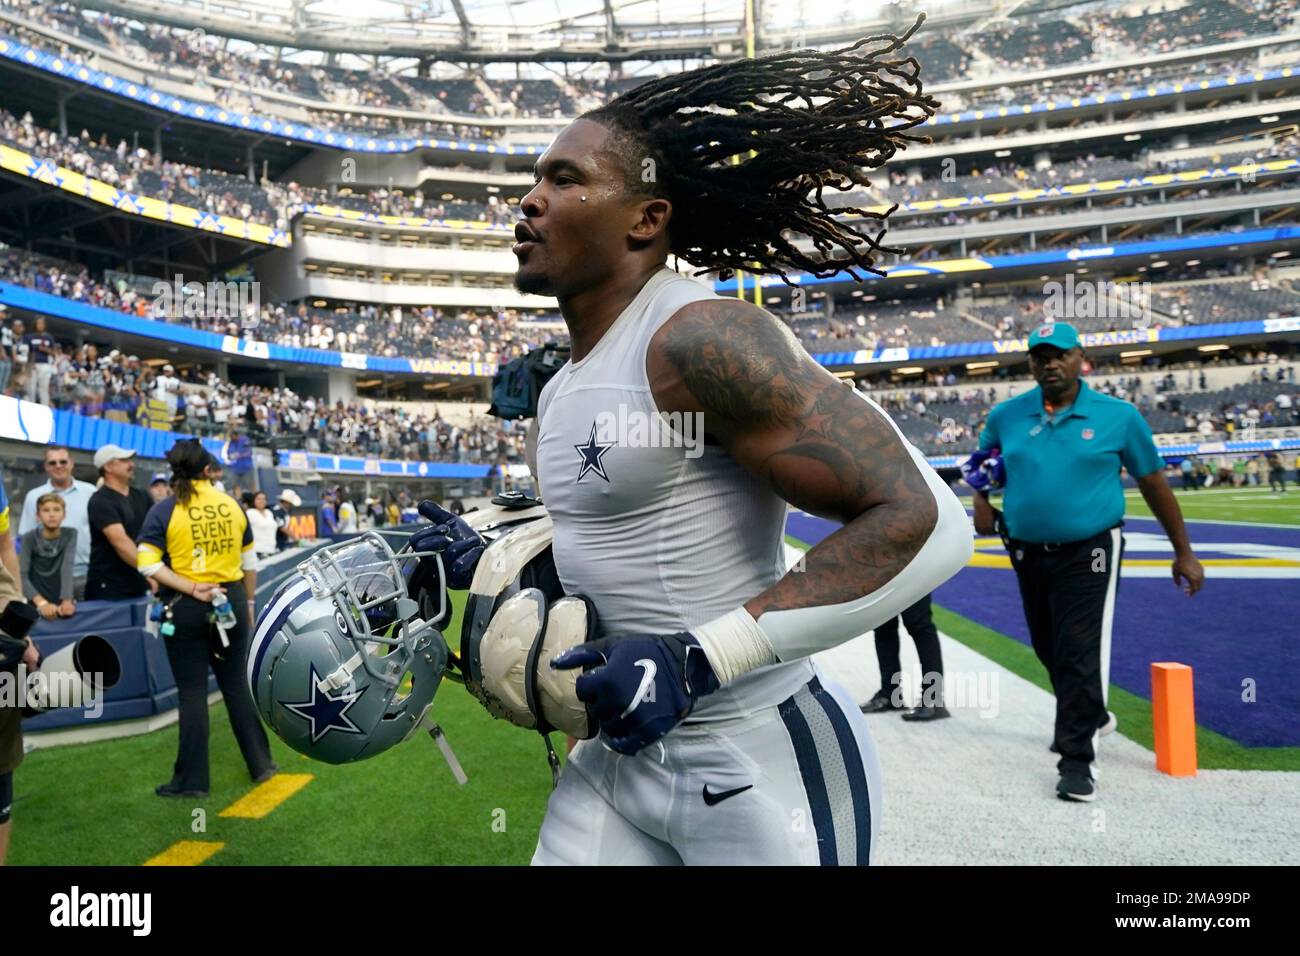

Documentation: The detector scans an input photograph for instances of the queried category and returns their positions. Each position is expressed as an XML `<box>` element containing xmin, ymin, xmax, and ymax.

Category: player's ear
<box><xmin>629</xmin><ymin>197</ymin><xmax>672</xmax><ymax>244</ymax></box>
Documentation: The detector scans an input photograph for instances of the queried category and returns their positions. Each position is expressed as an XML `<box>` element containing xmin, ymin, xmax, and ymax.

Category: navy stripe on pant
<box><xmin>779</xmin><ymin>677</ymin><xmax>873</xmax><ymax>866</ymax></box>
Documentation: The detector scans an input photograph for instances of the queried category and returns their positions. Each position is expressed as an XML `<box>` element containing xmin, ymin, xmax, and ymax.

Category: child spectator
<box><xmin>19</xmin><ymin>493</ymin><xmax>77</xmax><ymax>619</ymax></box>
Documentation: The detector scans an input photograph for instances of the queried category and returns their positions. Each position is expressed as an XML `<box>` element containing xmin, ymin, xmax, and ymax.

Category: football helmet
<box><xmin>248</xmin><ymin>532</ymin><xmax>450</xmax><ymax>764</ymax></box>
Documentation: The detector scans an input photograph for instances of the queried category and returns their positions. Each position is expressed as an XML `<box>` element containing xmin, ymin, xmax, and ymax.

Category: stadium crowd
<box><xmin>1</xmin><ymin>0</ymin><xmax>1296</xmax><ymax>140</ymax></box>
<box><xmin>0</xmin><ymin>108</ymin><xmax>517</xmax><ymax>231</ymax></box>
<box><xmin>0</xmin><ymin>304</ymin><xmax>530</xmax><ymax>463</ymax></box>
<box><xmin>0</xmin><ymin>247</ymin><xmax>561</xmax><ymax>363</ymax></box>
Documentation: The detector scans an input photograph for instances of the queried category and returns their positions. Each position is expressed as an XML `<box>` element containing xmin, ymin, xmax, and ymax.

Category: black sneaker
<box><xmin>901</xmin><ymin>705</ymin><xmax>951</xmax><ymax>722</ymax></box>
<box><xmin>155</xmin><ymin>782</ymin><xmax>208</xmax><ymax>799</ymax></box>
<box><xmin>1056</xmin><ymin>770</ymin><xmax>1096</xmax><ymax>802</ymax></box>
<box><xmin>860</xmin><ymin>690</ymin><xmax>906</xmax><ymax>713</ymax></box>
<box><xmin>252</xmin><ymin>764</ymin><xmax>280</xmax><ymax>784</ymax></box>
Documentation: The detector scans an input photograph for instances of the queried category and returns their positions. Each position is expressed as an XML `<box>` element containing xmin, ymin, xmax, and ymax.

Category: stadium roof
<box><xmin>77</xmin><ymin>0</ymin><xmax>993</xmax><ymax>60</ymax></box>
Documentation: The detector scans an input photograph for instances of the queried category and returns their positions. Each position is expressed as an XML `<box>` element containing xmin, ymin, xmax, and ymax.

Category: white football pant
<box><xmin>532</xmin><ymin>666</ymin><xmax>882</xmax><ymax>865</ymax></box>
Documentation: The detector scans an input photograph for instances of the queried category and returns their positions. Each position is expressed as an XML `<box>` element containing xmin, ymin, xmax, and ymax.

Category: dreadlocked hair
<box><xmin>581</xmin><ymin>14</ymin><xmax>940</xmax><ymax>284</ymax></box>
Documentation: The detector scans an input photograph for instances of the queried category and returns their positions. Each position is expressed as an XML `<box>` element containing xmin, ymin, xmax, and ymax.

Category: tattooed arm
<box><xmin>646</xmin><ymin>298</ymin><xmax>973</xmax><ymax>673</ymax></box>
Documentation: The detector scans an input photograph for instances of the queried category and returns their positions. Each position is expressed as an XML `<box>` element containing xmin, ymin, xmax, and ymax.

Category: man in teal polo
<box><xmin>969</xmin><ymin>320</ymin><xmax>1203</xmax><ymax>803</ymax></box>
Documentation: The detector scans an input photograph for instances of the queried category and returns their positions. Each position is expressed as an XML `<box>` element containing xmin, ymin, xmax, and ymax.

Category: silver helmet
<box><xmin>247</xmin><ymin>532</ymin><xmax>449</xmax><ymax>764</ymax></box>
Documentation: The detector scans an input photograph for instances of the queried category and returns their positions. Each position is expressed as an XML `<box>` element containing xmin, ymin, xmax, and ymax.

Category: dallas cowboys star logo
<box><xmin>281</xmin><ymin>664</ymin><xmax>367</xmax><ymax>743</ymax></box>
<box><xmin>574</xmin><ymin>421</ymin><xmax>615</xmax><ymax>483</ymax></box>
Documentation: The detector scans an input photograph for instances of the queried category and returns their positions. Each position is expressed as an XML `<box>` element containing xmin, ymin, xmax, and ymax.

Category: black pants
<box><xmin>162</xmin><ymin>580</ymin><xmax>273</xmax><ymax>791</ymax></box>
<box><xmin>1269</xmin><ymin>468</ymin><xmax>1287</xmax><ymax>492</ymax></box>
<box><xmin>873</xmin><ymin>594</ymin><xmax>944</xmax><ymax>707</ymax></box>
<box><xmin>1180</xmin><ymin>472</ymin><xmax>1197</xmax><ymax>491</ymax></box>
<box><xmin>1009</xmin><ymin>527</ymin><xmax>1124</xmax><ymax>775</ymax></box>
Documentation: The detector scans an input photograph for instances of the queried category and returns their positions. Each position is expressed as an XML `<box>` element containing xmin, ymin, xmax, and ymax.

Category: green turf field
<box><xmin>1123</xmin><ymin>483</ymin><xmax>1300</xmax><ymax>527</ymax></box>
<box><xmin>9</xmin><ymin>589</ymin><xmax>561</xmax><ymax>866</ymax></box>
<box><xmin>981</xmin><ymin>484</ymin><xmax>1300</xmax><ymax>527</ymax></box>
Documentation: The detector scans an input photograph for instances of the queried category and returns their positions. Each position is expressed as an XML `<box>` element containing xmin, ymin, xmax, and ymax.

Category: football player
<box><xmin>419</xmin><ymin>19</ymin><xmax>973</xmax><ymax>865</ymax></box>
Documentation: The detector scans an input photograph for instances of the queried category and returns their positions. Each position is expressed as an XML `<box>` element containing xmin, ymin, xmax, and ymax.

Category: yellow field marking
<box><xmin>969</xmin><ymin>553</ymin><xmax>1300</xmax><ymax>569</ymax></box>
<box><xmin>143</xmin><ymin>840</ymin><xmax>225</xmax><ymax>866</ymax></box>
<box><xmin>219</xmin><ymin>773</ymin><xmax>314</xmax><ymax>820</ymax></box>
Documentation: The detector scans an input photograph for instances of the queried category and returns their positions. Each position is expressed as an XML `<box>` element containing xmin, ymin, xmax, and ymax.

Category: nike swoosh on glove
<box><xmin>409</xmin><ymin>500</ymin><xmax>486</xmax><ymax>590</ymax></box>
<box><xmin>551</xmin><ymin>633</ymin><xmax>721</xmax><ymax>755</ymax></box>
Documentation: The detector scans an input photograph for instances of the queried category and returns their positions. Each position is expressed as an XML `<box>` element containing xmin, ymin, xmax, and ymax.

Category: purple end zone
<box><xmin>786</xmin><ymin>511</ymin><xmax>1299</xmax><ymax>748</ymax></box>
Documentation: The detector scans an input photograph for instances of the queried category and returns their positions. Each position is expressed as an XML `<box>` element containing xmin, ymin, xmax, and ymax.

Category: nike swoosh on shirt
<box><xmin>702</xmin><ymin>784</ymin><xmax>754</xmax><ymax>806</ymax></box>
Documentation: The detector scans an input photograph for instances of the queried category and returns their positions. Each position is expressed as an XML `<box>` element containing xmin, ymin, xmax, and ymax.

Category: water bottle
<box><xmin>211</xmin><ymin>589</ymin><xmax>237</xmax><ymax>630</ymax></box>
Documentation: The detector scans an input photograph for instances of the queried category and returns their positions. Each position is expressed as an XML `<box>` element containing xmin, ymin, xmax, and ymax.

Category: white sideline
<box><xmin>813</xmin><ymin>632</ymin><xmax>1300</xmax><ymax>865</ymax></box>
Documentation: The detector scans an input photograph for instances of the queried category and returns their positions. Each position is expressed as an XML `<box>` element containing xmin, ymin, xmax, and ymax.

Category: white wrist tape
<box><xmin>692</xmin><ymin>606</ymin><xmax>776</xmax><ymax>687</ymax></box>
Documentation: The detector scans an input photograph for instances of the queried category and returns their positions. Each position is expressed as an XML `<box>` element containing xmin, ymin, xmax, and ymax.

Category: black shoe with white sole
<box><xmin>1056</xmin><ymin>770</ymin><xmax>1096</xmax><ymax>802</ymax></box>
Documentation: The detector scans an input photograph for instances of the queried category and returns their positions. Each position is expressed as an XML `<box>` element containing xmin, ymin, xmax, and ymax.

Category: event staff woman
<box><xmin>136</xmin><ymin>439</ymin><xmax>277</xmax><ymax>797</ymax></box>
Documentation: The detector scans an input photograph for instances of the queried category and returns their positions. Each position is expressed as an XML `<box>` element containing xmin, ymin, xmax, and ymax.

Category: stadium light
<box><xmin>895</xmin><ymin>366</ymin><xmax>925</xmax><ymax>375</ymax></box>
<box><xmin>966</xmin><ymin>361</ymin><xmax>999</xmax><ymax>370</ymax></box>
<box><xmin>1197</xmin><ymin>344</ymin><xmax>1230</xmax><ymax>352</ymax></box>
<box><xmin>1121</xmin><ymin>349</ymin><xmax>1153</xmax><ymax>358</ymax></box>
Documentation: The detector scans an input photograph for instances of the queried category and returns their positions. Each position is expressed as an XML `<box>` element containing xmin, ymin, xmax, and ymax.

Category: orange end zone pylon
<box><xmin>1151</xmin><ymin>662</ymin><xmax>1197</xmax><ymax>777</ymax></box>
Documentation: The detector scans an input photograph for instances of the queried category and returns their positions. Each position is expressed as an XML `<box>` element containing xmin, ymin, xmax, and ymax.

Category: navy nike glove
<box><xmin>551</xmin><ymin>633</ymin><xmax>721</xmax><ymax>755</ymax></box>
<box><xmin>961</xmin><ymin>448</ymin><xmax>1006</xmax><ymax>493</ymax></box>
<box><xmin>409</xmin><ymin>500</ymin><xmax>485</xmax><ymax>590</ymax></box>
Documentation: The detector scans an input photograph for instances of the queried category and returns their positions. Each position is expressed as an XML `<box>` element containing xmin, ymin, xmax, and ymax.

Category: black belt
<box><xmin>1009</xmin><ymin>525</ymin><xmax>1120</xmax><ymax>555</ymax></box>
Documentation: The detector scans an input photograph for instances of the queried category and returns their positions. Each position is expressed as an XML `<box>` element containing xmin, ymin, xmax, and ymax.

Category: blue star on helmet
<box><xmin>574</xmin><ymin>421</ymin><xmax>615</xmax><ymax>483</ymax></box>
<box><xmin>281</xmin><ymin>664</ymin><xmax>367</xmax><ymax>743</ymax></box>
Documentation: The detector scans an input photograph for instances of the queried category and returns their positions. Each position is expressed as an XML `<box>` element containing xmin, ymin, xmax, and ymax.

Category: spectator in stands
<box><xmin>337</xmin><ymin>490</ymin><xmax>358</xmax><ymax>534</ymax></box>
<box><xmin>6</xmin><ymin>319</ymin><xmax>28</xmax><ymax>399</ymax></box>
<box><xmin>19</xmin><ymin>445</ymin><xmax>95</xmax><ymax>595</ymax></box>
<box><xmin>85</xmin><ymin>445</ymin><xmax>152</xmax><ymax>602</ymax></box>
<box><xmin>246</xmin><ymin>491</ymin><xmax>278</xmax><ymax>559</ymax></box>
<box><xmin>24</xmin><ymin>317</ymin><xmax>56</xmax><ymax>406</ymax></box>
<box><xmin>0</xmin><ymin>315</ymin><xmax>11</xmax><ymax>396</ymax></box>
<box><xmin>319</xmin><ymin>490</ymin><xmax>339</xmax><ymax>537</ymax></box>
<box><xmin>19</xmin><ymin>494</ymin><xmax>77</xmax><ymax>620</ymax></box>
<box><xmin>148</xmin><ymin>472</ymin><xmax>171</xmax><ymax>504</ymax></box>
<box><xmin>272</xmin><ymin>489</ymin><xmax>300</xmax><ymax>550</ymax></box>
